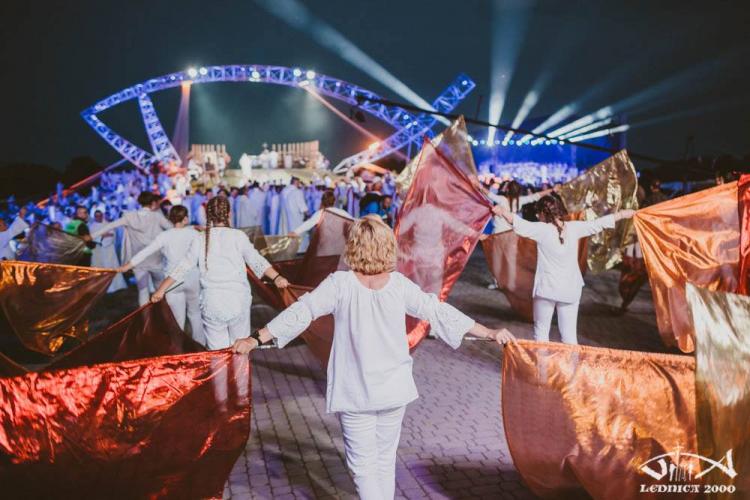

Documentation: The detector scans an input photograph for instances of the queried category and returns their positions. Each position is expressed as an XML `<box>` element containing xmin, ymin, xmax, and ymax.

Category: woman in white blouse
<box><xmin>288</xmin><ymin>190</ymin><xmax>353</xmax><ymax>238</ymax></box>
<box><xmin>493</xmin><ymin>195</ymin><xmax>634</xmax><ymax>344</ymax></box>
<box><xmin>150</xmin><ymin>197</ymin><xmax>289</xmax><ymax>350</ymax></box>
<box><xmin>117</xmin><ymin>205</ymin><xmax>205</xmax><ymax>346</ymax></box>
<box><xmin>233</xmin><ymin>216</ymin><xmax>515</xmax><ymax>500</ymax></box>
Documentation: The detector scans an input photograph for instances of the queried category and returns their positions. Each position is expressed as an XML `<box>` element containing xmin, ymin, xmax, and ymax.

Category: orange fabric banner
<box><xmin>738</xmin><ymin>174</ymin><xmax>750</xmax><ymax>295</ymax></box>
<box><xmin>687</xmin><ymin>284</ymin><xmax>749</xmax><ymax>498</ymax></box>
<box><xmin>396</xmin><ymin>139</ymin><xmax>491</xmax><ymax>347</ymax></box>
<box><xmin>482</xmin><ymin>232</ymin><xmax>588</xmax><ymax>322</ymax></box>
<box><xmin>0</xmin><ymin>350</ymin><xmax>251</xmax><ymax>499</ymax></box>
<box><xmin>0</xmin><ymin>261</ymin><xmax>115</xmax><ymax>355</ymax></box>
<box><xmin>634</xmin><ymin>182</ymin><xmax>740</xmax><ymax>352</ymax></box>
<box><xmin>502</xmin><ymin>340</ymin><xmax>698</xmax><ymax>499</ymax></box>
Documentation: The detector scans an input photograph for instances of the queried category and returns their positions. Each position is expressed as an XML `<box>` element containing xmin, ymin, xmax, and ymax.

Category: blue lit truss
<box><xmin>81</xmin><ymin>65</ymin><xmax>475</xmax><ymax>171</ymax></box>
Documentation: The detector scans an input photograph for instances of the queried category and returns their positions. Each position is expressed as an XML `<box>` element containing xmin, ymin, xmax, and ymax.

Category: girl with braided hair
<box><xmin>151</xmin><ymin>196</ymin><xmax>289</xmax><ymax>350</ymax></box>
<box><xmin>493</xmin><ymin>195</ymin><xmax>634</xmax><ymax>344</ymax></box>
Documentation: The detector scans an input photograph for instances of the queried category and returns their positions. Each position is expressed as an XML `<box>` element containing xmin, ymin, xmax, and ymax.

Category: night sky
<box><xmin>1</xmin><ymin>0</ymin><xmax>749</xmax><ymax>170</ymax></box>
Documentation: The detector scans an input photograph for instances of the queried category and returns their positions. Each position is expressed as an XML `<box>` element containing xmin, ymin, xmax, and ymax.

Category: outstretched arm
<box><xmin>117</xmin><ymin>233</ymin><xmax>165</xmax><ymax>273</ymax></box>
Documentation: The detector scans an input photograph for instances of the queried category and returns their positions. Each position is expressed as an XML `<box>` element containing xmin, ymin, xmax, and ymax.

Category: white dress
<box><xmin>267</xmin><ymin>271</ymin><xmax>476</xmax><ymax>413</ymax></box>
<box><xmin>512</xmin><ymin>214</ymin><xmax>615</xmax><ymax>303</ymax></box>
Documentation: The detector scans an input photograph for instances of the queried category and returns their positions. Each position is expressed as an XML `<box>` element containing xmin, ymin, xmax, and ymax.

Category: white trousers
<box><xmin>134</xmin><ymin>267</ymin><xmax>165</xmax><ymax>306</ymax></box>
<box><xmin>533</xmin><ymin>297</ymin><xmax>580</xmax><ymax>344</ymax></box>
<box><xmin>201</xmin><ymin>306</ymin><xmax>251</xmax><ymax>351</ymax></box>
<box><xmin>165</xmin><ymin>273</ymin><xmax>206</xmax><ymax>346</ymax></box>
<box><xmin>339</xmin><ymin>406</ymin><xmax>406</xmax><ymax>500</ymax></box>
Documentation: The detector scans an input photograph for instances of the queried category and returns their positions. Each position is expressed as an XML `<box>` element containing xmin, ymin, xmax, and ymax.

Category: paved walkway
<box><xmin>223</xmin><ymin>250</ymin><xmax>666</xmax><ymax>499</ymax></box>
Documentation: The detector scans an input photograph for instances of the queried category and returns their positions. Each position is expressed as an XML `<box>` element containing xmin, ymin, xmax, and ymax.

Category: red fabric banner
<box><xmin>738</xmin><ymin>174</ymin><xmax>750</xmax><ymax>295</ymax></box>
<box><xmin>395</xmin><ymin>139</ymin><xmax>491</xmax><ymax>347</ymax></box>
<box><xmin>0</xmin><ymin>350</ymin><xmax>251</xmax><ymax>499</ymax></box>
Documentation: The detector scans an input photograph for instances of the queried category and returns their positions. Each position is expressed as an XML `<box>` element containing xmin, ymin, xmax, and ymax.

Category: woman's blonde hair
<box><xmin>344</xmin><ymin>215</ymin><xmax>397</xmax><ymax>275</ymax></box>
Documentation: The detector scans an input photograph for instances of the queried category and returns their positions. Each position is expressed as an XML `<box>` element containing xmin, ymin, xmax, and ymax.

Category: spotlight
<box><xmin>251</xmin><ymin>70</ymin><xmax>261</xmax><ymax>79</ymax></box>
<box><xmin>306</xmin><ymin>70</ymin><xmax>316</xmax><ymax>79</ymax></box>
<box><xmin>403</xmin><ymin>115</ymin><xmax>410</xmax><ymax>121</ymax></box>
<box><xmin>199</xmin><ymin>67</ymin><xmax>208</xmax><ymax>76</ymax></box>
<box><xmin>293</xmin><ymin>68</ymin><xmax>302</xmax><ymax>77</ymax></box>
<box><xmin>494</xmin><ymin>140</ymin><xmax>500</xmax><ymax>145</ymax></box>
<box><xmin>472</xmin><ymin>140</ymin><xmax>479</xmax><ymax>146</ymax></box>
<box><xmin>298</xmin><ymin>80</ymin><xmax>310</xmax><ymax>87</ymax></box>
<box><xmin>462</xmin><ymin>80</ymin><xmax>469</xmax><ymax>85</ymax></box>
<box><xmin>187</xmin><ymin>67</ymin><xmax>198</xmax><ymax>78</ymax></box>
<box><xmin>368</xmin><ymin>141</ymin><xmax>380</xmax><ymax>150</ymax></box>
<box><xmin>509</xmin><ymin>140</ymin><xmax>515</xmax><ymax>145</ymax></box>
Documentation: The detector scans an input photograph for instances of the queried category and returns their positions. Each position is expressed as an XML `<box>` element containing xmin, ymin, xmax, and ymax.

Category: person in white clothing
<box><xmin>234</xmin><ymin>186</ymin><xmax>260</xmax><ymax>228</ymax></box>
<box><xmin>89</xmin><ymin>210</ymin><xmax>127</xmax><ymax>293</ymax></box>
<box><xmin>493</xmin><ymin>195</ymin><xmax>635</xmax><ymax>344</ymax></box>
<box><xmin>150</xmin><ymin>197</ymin><xmax>290</xmax><ymax>350</ymax></box>
<box><xmin>232</xmin><ymin>216</ymin><xmax>515</xmax><ymax>500</ymax></box>
<box><xmin>0</xmin><ymin>207</ymin><xmax>29</xmax><ymax>260</ymax></box>
<box><xmin>280</xmin><ymin>178</ymin><xmax>308</xmax><ymax>235</ymax></box>
<box><xmin>117</xmin><ymin>205</ymin><xmax>205</xmax><ymax>346</ymax></box>
<box><xmin>288</xmin><ymin>190</ymin><xmax>352</xmax><ymax>252</ymax></box>
<box><xmin>91</xmin><ymin>192</ymin><xmax>173</xmax><ymax>306</ymax></box>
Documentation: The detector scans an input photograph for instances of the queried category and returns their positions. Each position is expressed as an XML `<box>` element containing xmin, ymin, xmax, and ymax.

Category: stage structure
<box><xmin>80</xmin><ymin>65</ymin><xmax>476</xmax><ymax>173</ymax></box>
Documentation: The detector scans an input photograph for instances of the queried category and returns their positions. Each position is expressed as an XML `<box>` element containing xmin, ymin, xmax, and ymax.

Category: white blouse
<box><xmin>512</xmin><ymin>214</ymin><xmax>616</xmax><ymax>303</ymax></box>
<box><xmin>130</xmin><ymin>227</ymin><xmax>201</xmax><ymax>274</ymax></box>
<box><xmin>267</xmin><ymin>271</ymin><xmax>476</xmax><ymax>413</ymax></box>
<box><xmin>292</xmin><ymin>207</ymin><xmax>353</xmax><ymax>236</ymax></box>
<box><xmin>169</xmin><ymin>227</ymin><xmax>271</xmax><ymax>322</ymax></box>
<box><xmin>487</xmin><ymin>191</ymin><xmax>540</xmax><ymax>233</ymax></box>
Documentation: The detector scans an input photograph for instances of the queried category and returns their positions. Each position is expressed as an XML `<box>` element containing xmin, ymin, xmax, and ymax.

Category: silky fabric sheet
<box><xmin>17</xmin><ymin>223</ymin><xmax>87</xmax><ymax>265</ymax></box>
<box><xmin>48</xmin><ymin>300</ymin><xmax>205</xmax><ymax>371</ymax></box>
<box><xmin>0</xmin><ymin>350</ymin><xmax>251</xmax><ymax>499</ymax></box>
<box><xmin>619</xmin><ymin>255</ymin><xmax>649</xmax><ymax>309</ymax></box>
<box><xmin>502</xmin><ymin>340</ymin><xmax>698</xmax><ymax>500</ymax></box>
<box><xmin>299</xmin><ymin>210</ymin><xmax>353</xmax><ymax>273</ymax></box>
<box><xmin>634</xmin><ymin>182</ymin><xmax>740</xmax><ymax>352</ymax></box>
<box><xmin>254</xmin><ymin>234</ymin><xmax>300</xmax><ymax>262</ymax></box>
<box><xmin>396</xmin><ymin>116</ymin><xmax>477</xmax><ymax>196</ymax></box>
<box><xmin>558</xmin><ymin>149</ymin><xmax>638</xmax><ymax>273</ymax></box>
<box><xmin>687</xmin><ymin>284</ymin><xmax>750</xmax><ymax>499</ymax></box>
<box><xmin>738</xmin><ymin>174</ymin><xmax>750</xmax><ymax>295</ymax></box>
<box><xmin>482</xmin><ymin>232</ymin><xmax>588</xmax><ymax>322</ymax></box>
<box><xmin>0</xmin><ymin>261</ymin><xmax>115</xmax><ymax>355</ymax></box>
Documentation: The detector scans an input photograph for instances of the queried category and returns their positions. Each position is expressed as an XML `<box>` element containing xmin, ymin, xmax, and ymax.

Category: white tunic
<box><xmin>487</xmin><ymin>191</ymin><xmax>540</xmax><ymax>233</ymax></box>
<box><xmin>281</xmin><ymin>185</ymin><xmax>308</xmax><ymax>235</ymax></box>
<box><xmin>130</xmin><ymin>227</ymin><xmax>201</xmax><ymax>274</ymax></box>
<box><xmin>169</xmin><ymin>227</ymin><xmax>271</xmax><ymax>322</ymax></box>
<box><xmin>92</xmin><ymin>208</ymin><xmax>172</xmax><ymax>269</ymax></box>
<box><xmin>235</xmin><ymin>194</ymin><xmax>259</xmax><ymax>228</ymax></box>
<box><xmin>267</xmin><ymin>271</ymin><xmax>476</xmax><ymax>413</ymax></box>
<box><xmin>292</xmin><ymin>207</ymin><xmax>353</xmax><ymax>236</ymax></box>
<box><xmin>512</xmin><ymin>214</ymin><xmax>616</xmax><ymax>303</ymax></box>
<box><xmin>89</xmin><ymin>221</ymin><xmax>127</xmax><ymax>292</ymax></box>
<box><xmin>0</xmin><ymin>216</ymin><xmax>29</xmax><ymax>260</ymax></box>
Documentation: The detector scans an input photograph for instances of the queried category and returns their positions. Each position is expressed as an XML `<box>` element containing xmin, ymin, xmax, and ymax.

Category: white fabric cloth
<box><xmin>533</xmin><ymin>297</ymin><xmax>580</xmax><ymax>344</ymax></box>
<box><xmin>169</xmin><ymin>228</ymin><xmax>271</xmax><ymax>344</ymax></box>
<box><xmin>512</xmin><ymin>214</ymin><xmax>616</xmax><ymax>303</ymax></box>
<box><xmin>89</xmin><ymin>221</ymin><xmax>127</xmax><ymax>292</ymax></box>
<box><xmin>291</xmin><ymin>207</ymin><xmax>353</xmax><ymax>236</ymax></box>
<box><xmin>0</xmin><ymin>216</ymin><xmax>29</xmax><ymax>260</ymax></box>
<box><xmin>92</xmin><ymin>208</ymin><xmax>172</xmax><ymax>269</ymax></box>
<box><xmin>339</xmin><ymin>405</ymin><xmax>406</xmax><ymax>500</ymax></box>
<box><xmin>267</xmin><ymin>271</ymin><xmax>475</xmax><ymax>413</ymax></box>
<box><xmin>487</xmin><ymin>191</ymin><xmax>540</xmax><ymax>233</ymax></box>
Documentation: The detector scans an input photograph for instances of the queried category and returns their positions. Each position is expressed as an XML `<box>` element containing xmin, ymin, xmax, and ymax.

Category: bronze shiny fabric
<box><xmin>502</xmin><ymin>340</ymin><xmax>698</xmax><ymax>499</ymax></box>
<box><xmin>559</xmin><ymin>149</ymin><xmax>639</xmax><ymax>273</ymax></box>
<box><xmin>687</xmin><ymin>284</ymin><xmax>750</xmax><ymax>499</ymax></box>
<box><xmin>619</xmin><ymin>255</ymin><xmax>648</xmax><ymax>309</ymax></box>
<box><xmin>254</xmin><ymin>234</ymin><xmax>300</xmax><ymax>262</ymax></box>
<box><xmin>0</xmin><ymin>350</ymin><xmax>251</xmax><ymax>499</ymax></box>
<box><xmin>0</xmin><ymin>261</ymin><xmax>115</xmax><ymax>355</ymax></box>
<box><xmin>482</xmin><ymin>232</ymin><xmax>588</xmax><ymax>322</ymax></box>
<box><xmin>396</xmin><ymin>116</ymin><xmax>477</xmax><ymax>196</ymax></box>
<box><xmin>738</xmin><ymin>174</ymin><xmax>750</xmax><ymax>295</ymax></box>
<box><xmin>48</xmin><ymin>300</ymin><xmax>204</xmax><ymax>371</ymax></box>
<box><xmin>634</xmin><ymin>182</ymin><xmax>740</xmax><ymax>352</ymax></box>
<box><xmin>17</xmin><ymin>223</ymin><xmax>88</xmax><ymax>265</ymax></box>
<box><xmin>396</xmin><ymin>139</ymin><xmax>491</xmax><ymax>347</ymax></box>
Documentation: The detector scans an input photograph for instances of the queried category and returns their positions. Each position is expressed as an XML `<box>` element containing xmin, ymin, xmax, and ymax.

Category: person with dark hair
<box><xmin>493</xmin><ymin>196</ymin><xmax>634</xmax><ymax>344</ymax></box>
<box><xmin>117</xmin><ymin>205</ymin><xmax>205</xmax><ymax>345</ymax></box>
<box><xmin>645</xmin><ymin>178</ymin><xmax>668</xmax><ymax>207</ymax></box>
<box><xmin>64</xmin><ymin>205</ymin><xmax>97</xmax><ymax>266</ymax></box>
<box><xmin>92</xmin><ymin>191</ymin><xmax>172</xmax><ymax>305</ymax></box>
<box><xmin>150</xmin><ymin>197</ymin><xmax>290</xmax><ymax>350</ymax></box>
<box><xmin>288</xmin><ymin>189</ymin><xmax>352</xmax><ymax>239</ymax></box>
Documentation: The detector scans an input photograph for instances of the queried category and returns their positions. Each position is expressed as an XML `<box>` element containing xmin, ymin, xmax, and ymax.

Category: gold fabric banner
<box><xmin>687</xmin><ymin>284</ymin><xmax>749</xmax><ymax>499</ymax></box>
<box><xmin>559</xmin><ymin>149</ymin><xmax>639</xmax><ymax>273</ymax></box>
<box><xmin>634</xmin><ymin>182</ymin><xmax>740</xmax><ymax>352</ymax></box>
<box><xmin>502</xmin><ymin>340</ymin><xmax>698</xmax><ymax>499</ymax></box>
<box><xmin>0</xmin><ymin>261</ymin><xmax>115</xmax><ymax>355</ymax></box>
<box><xmin>396</xmin><ymin>116</ymin><xmax>477</xmax><ymax>196</ymax></box>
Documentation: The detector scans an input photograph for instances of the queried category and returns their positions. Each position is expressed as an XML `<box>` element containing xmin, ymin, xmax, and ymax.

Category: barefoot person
<box><xmin>493</xmin><ymin>195</ymin><xmax>635</xmax><ymax>344</ymax></box>
<box><xmin>151</xmin><ymin>197</ymin><xmax>290</xmax><ymax>350</ymax></box>
<box><xmin>232</xmin><ymin>216</ymin><xmax>515</xmax><ymax>500</ymax></box>
<box><xmin>117</xmin><ymin>205</ymin><xmax>206</xmax><ymax>346</ymax></box>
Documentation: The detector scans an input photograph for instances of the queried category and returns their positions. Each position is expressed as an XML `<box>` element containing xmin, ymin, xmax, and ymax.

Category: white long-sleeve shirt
<box><xmin>512</xmin><ymin>214</ymin><xmax>616</xmax><ymax>303</ymax></box>
<box><xmin>130</xmin><ymin>227</ymin><xmax>201</xmax><ymax>274</ymax></box>
<box><xmin>487</xmin><ymin>192</ymin><xmax>540</xmax><ymax>233</ymax></box>
<box><xmin>169</xmin><ymin>227</ymin><xmax>271</xmax><ymax>322</ymax></box>
<box><xmin>292</xmin><ymin>207</ymin><xmax>353</xmax><ymax>236</ymax></box>
<box><xmin>91</xmin><ymin>208</ymin><xmax>172</xmax><ymax>269</ymax></box>
<box><xmin>267</xmin><ymin>271</ymin><xmax>476</xmax><ymax>413</ymax></box>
